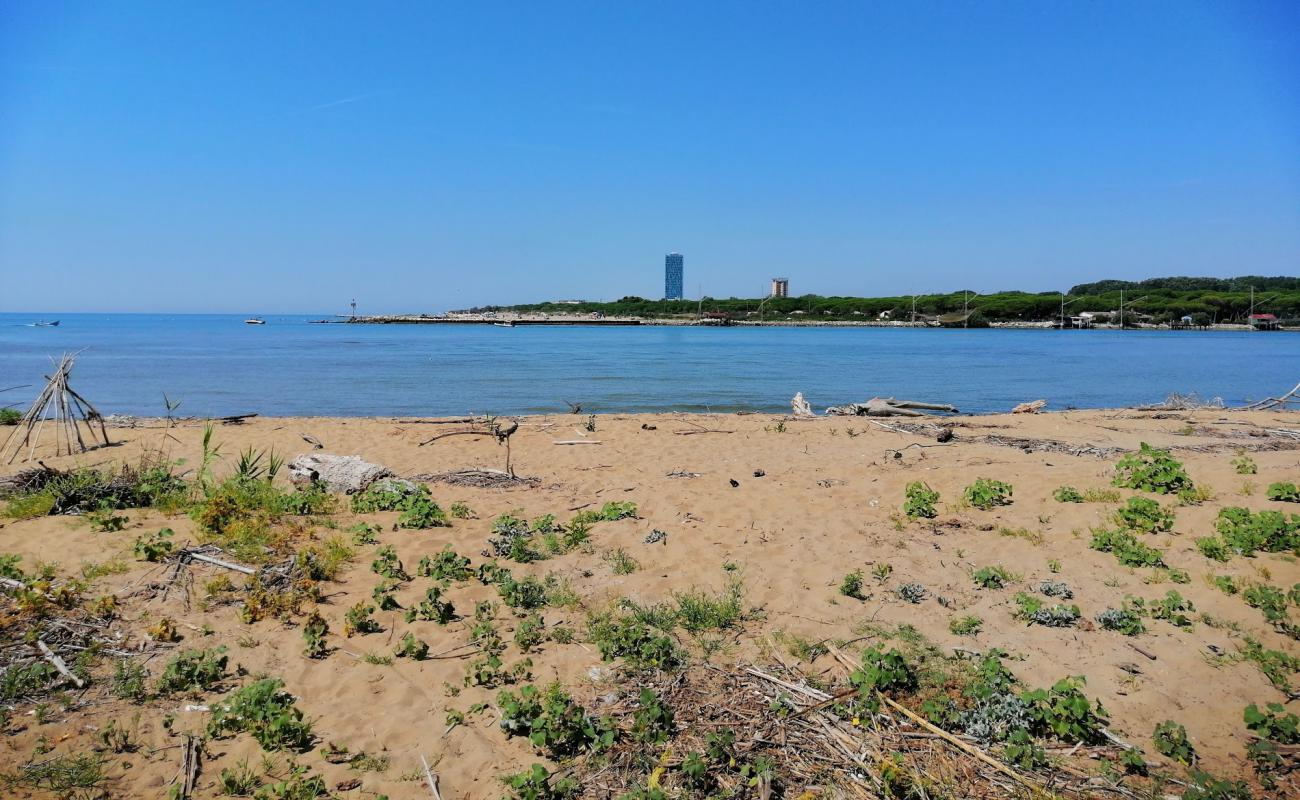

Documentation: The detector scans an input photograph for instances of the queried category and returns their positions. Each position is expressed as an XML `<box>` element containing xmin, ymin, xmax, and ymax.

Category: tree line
<box><xmin>469</xmin><ymin>275</ymin><xmax>1300</xmax><ymax>324</ymax></box>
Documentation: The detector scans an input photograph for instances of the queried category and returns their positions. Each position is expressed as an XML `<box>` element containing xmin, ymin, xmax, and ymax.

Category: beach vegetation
<box><xmin>571</xmin><ymin>501</ymin><xmax>637</xmax><ymax>525</ymax></box>
<box><xmin>0</xmin><ymin>407</ymin><xmax>21</xmax><ymax>425</ymax></box>
<box><xmin>949</xmin><ymin>615</ymin><xmax>983</xmax><ymax>635</ymax></box>
<box><xmin>405</xmin><ymin>586</ymin><xmax>456</xmax><ymax>624</ymax></box>
<box><xmin>1200</xmin><ymin>506</ymin><xmax>1300</xmax><ymax>558</ymax></box>
<box><xmin>838</xmin><ymin>569</ymin><xmax>865</xmax><ymax>599</ymax></box>
<box><xmin>871</xmin><ymin>562</ymin><xmax>893</xmax><ymax>584</ymax></box>
<box><xmin>449</xmin><ymin>501</ymin><xmax>475</xmax><ymax>519</ymax></box>
<box><xmin>902</xmin><ymin>481</ymin><xmax>939</xmax><ymax>518</ymax></box>
<box><xmin>1230</xmin><ymin>454</ymin><xmax>1257</xmax><ymax>475</ymax></box>
<box><xmin>0</xmin><ymin>752</ymin><xmax>107</xmax><ymax>798</ymax></box>
<box><xmin>395</xmin><ymin>632</ymin><xmax>429</xmax><ymax>660</ymax></box>
<box><xmin>604</xmin><ymin>548</ymin><xmax>639</xmax><ymax>575</ymax></box>
<box><xmin>370</xmin><ymin>545</ymin><xmax>410</xmax><ymax>581</ymax></box>
<box><xmin>1267</xmin><ymin>481</ymin><xmax>1300</xmax><ymax>502</ymax></box>
<box><xmin>416</xmin><ymin>546</ymin><xmax>473</xmax><ymax>582</ymax></box>
<box><xmin>1089</xmin><ymin>527</ymin><xmax>1165</xmax><ymax>567</ymax></box>
<box><xmin>208</xmin><ymin>678</ymin><xmax>313</xmax><ymax>752</ymax></box>
<box><xmin>962</xmin><ymin>478</ymin><xmax>1013</xmax><ymax>510</ymax></box>
<box><xmin>155</xmin><ymin>647</ymin><xmax>228</xmax><ymax>695</ymax></box>
<box><xmin>972</xmin><ymin>566</ymin><xmax>1014</xmax><ymax>589</ymax></box>
<box><xmin>301</xmin><ymin>611</ymin><xmax>328</xmax><ymax>658</ymax></box>
<box><xmin>896</xmin><ymin>582</ymin><xmax>926</xmax><ymax>604</ymax></box>
<box><xmin>1153</xmin><ymin>720</ymin><xmax>1195</xmax><ymax>764</ymax></box>
<box><xmin>497</xmin><ymin>682</ymin><xmax>616</xmax><ymax>758</ymax></box>
<box><xmin>1238</xmin><ymin>638</ymin><xmax>1300</xmax><ymax>692</ymax></box>
<box><xmin>998</xmin><ymin>526</ymin><xmax>1044</xmax><ymax>545</ymax></box>
<box><xmin>1012</xmin><ymin>593</ymin><xmax>1080</xmax><ymax>627</ymax></box>
<box><xmin>1112</xmin><ymin>443</ymin><xmax>1192</xmax><ymax>494</ymax></box>
<box><xmin>133</xmin><ymin>527</ymin><xmax>174</xmax><ymax>562</ymax></box>
<box><xmin>1037</xmin><ymin>580</ymin><xmax>1073</xmax><ymax>599</ymax></box>
<box><xmin>1096</xmin><ymin>607</ymin><xmax>1146</xmax><ymax>635</ymax></box>
<box><xmin>587</xmin><ymin>612</ymin><xmax>681</xmax><ymax>670</ymax></box>
<box><xmin>1052</xmin><ymin>486</ymin><xmax>1084</xmax><ymax>503</ymax></box>
<box><xmin>501</xmin><ymin>764</ymin><xmax>579</xmax><ymax>800</ymax></box>
<box><xmin>343</xmin><ymin>603</ymin><xmax>379</xmax><ymax>636</ymax></box>
<box><xmin>1113</xmin><ymin>496</ymin><xmax>1174</xmax><ymax>533</ymax></box>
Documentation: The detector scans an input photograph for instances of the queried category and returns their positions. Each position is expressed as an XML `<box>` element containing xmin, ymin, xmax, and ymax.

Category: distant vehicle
<box><xmin>30</xmin><ymin>320</ymin><xmax>60</xmax><ymax>327</ymax></box>
<box><xmin>494</xmin><ymin>321</ymin><xmax>516</xmax><ymax>328</ymax></box>
<box><xmin>244</xmin><ymin>318</ymin><xmax>266</xmax><ymax>325</ymax></box>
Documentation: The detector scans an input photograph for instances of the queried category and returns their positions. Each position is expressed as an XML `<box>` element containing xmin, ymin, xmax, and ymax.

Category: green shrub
<box><xmin>343</xmin><ymin>603</ymin><xmax>379</xmax><ymax>636</ymax></box>
<box><xmin>849</xmin><ymin>646</ymin><xmax>917</xmax><ymax>707</ymax></box>
<box><xmin>498</xmin><ymin>574</ymin><xmax>549</xmax><ymax>611</ymax></box>
<box><xmin>1113</xmin><ymin>497</ymin><xmax>1174</xmax><ymax>533</ymax></box>
<box><xmin>1196</xmin><ymin>537</ymin><xmax>1230</xmax><ymax>562</ymax></box>
<box><xmin>396</xmin><ymin>632</ymin><xmax>429</xmax><ymax>660</ymax></box>
<box><xmin>1002</xmin><ymin>729</ymin><xmax>1048</xmax><ymax>770</ymax></box>
<box><xmin>570</xmin><ymin>501</ymin><xmax>637</xmax><ymax>525</ymax></box>
<box><xmin>1052</xmin><ymin>486</ymin><xmax>1084</xmax><ymax>503</ymax></box>
<box><xmin>405</xmin><ymin>586</ymin><xmax>455</xmax><ymax>624</ymax></box>
<box><xmin>1089</xmin><ymin>528</ymin><xmax>1165</xmax><ymax>567</ymax></box>
<box><xmin>1096</xmin><ymin>607</ymin><xmax>1145</xmax><ymax>635</ymax></box>
<box><xmin>1113</xmin><ymin>443</ymin><xmax>1192</xmax><ymax>494</ymax></box>
<box><xmin>497</xmin><ymin>683</ymin><xmax>615</xmax><ymax>758</ymax></box>
<box><xmin>1231</xmin><ymin>454</ymin><xmax>1257</xmax><ymax>475</ymax></box>
<box><xmin>1213</xmin><ymin>507</ymin><xmax>1300</xmax><ymax>556</ymax></box>
<box><xmin>302</xmin><ymin>612</ymin><xmax>328</xmax><ymax>659</ymax></box>
<box><xmin>208</xmin><ymin>678</ymin><xmax>313</xmax><ymax>752</ymax></box>
<box><xmin>500</xmin><ymin>764</ymin><xmax>578</xmax><ymax>800</ymax></box>
<box><xmin>156</xmin><ymin>647</ymin><xmax>228</xmax><ymax>695</ymax></box>
<box><xmin>1012</xmin><ymin>593</ymin><xmax>1080</xmax><ymax>627</ymax></box>
<box><xmin>1244</xmin><ymin>702</ymin><xmax>1299</xmax><ymax>744</ymax></box>
<box><xmin>133</xmin><ymin>528</ymin><xmax>174</xmax><ymax>562</ymax></box>
<box><xmin>1242</xmin><ymin>584</ymin><xmax>1290</xmax><ymax>624</ymax></box>
<box><xmin>0</xmin><ymin>407</ymin><xmax>21</xmax><ymax>425</ymax></box>
<box><xmin>1147</xmin><ymin>590</ymin><xmax>1195</xmax><ymax>627</ymax></box>
<box><xmin>839</xmin><ymin>569</ymin><xmax>865</xmax><ymax>599</ymax></box>
<box><xmin>370</xmin><ymin>545</ymin><xmax>410</xmax><ymax>581</ymax></box>
<box><xmin>587</xmin><ymin>614</ymin><xmax>681</xmax><ymax>670</ymax></box>
<box><xmin>603</xmin><ymin>548</ymin><xmax>639</xmax><ymax>575</ymax></box>
<box><xmin>1239</xmin><ymin>637</ymin><xmax>1300</xmax><ymax>692</ymax></box>
<box><xmin>963</xmin><ymin>478</ymin><xmax>1013</xmax><ymax>510</ymax></box>
<box><xmin>416</xmin><ymin>546</ymin><xmax>473</xmax><ymax>581</ymax></box>
<box><xmin>903</xmin><ymin>482</ymin><xmax>939</xmax><ymax>519</ymax></box>
<box><xmin>672</xmin><ymin>578</ymin><xmax>744</xmax><ymax>633</ymax></box>
<box><xmin>949</xmin><ymin>615</ymin><xmax>983</xmax><ymax>636</ymax></box>
<box><xmin>1153</xmin><ymin>720</ymin><xmax>1195</xmax><ymax>764</ymax></box>
<box><xmin>1021</xmin><ymin>676</ymin><xmax>1108</xmax><ymax>744</ymax></box>
<box><xmin>629</xmin><ymin>688</ymin><xmax>674</xmax><ymax>745</ymax></box>
<box><xmin>350</xmin><ymin>480</ymin><xmax>419</xmax><ymax>513</ymax></box>
<box><xmin>397</xmin><ymin>495</ymin><xmax>449</xmax><ymax>529</ymax></box>
<box><xmin>972</xmin><ymin>566</ymin><xmax>1013</xmax><ymax>589</ymax></box>
<box><xmin>1266</xmin><ymin>482</ymin><xmax>1299</xmax><ymax>502</ymax></box>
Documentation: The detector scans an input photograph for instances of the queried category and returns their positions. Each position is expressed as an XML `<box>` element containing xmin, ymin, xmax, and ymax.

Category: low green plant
<box><xmin>395</xmin><ymin>632</ymin><xmax>429</xmax><ymax>660</ymax></box>
<box><xmin>1242</xmin><ymin>584</ymin><xmax>1290</xmax><ymax>624</ymax></box>
<box><xmin>1231</xmin><ymin>454</ymin><xmax>1257</xmax><ymax>475</ymax></box>
<box><xmin>587</xmin><ymin>613</ymin><xmax>681</xmax><ymax>670</ymax></box>
<box><xmin>896</xmin><ymin>582</ymin><xmax>926</xmax><ymax>604</ymax></box>
<box><xmin>514</xmin><ymin>614</ymin><xmax>546</xmax><ymax>652</ymax></box>
<box><xmin>1021</xmin><ymin>676</ymin><xmax>1108</xmax><ymax>744</ymax></box>
<box><xmin>1089</xmin><ymin>527</ymin><xmax>1165</xmax><ymax>567</ymax></box>
<box><xmin>0</xmin><ymin>407</ymin><xmax>21</xmax><ymax>425</ymax></box>
<box><xmin>405</xmin><ymin>586</ymin><xmax>455</xmax><ymax>624</ymax></box>
<box><xmin>949</xmin><ymin>615</ymin><xmax>983</xmax><ymax>636</ymax></box>
<box><xmin>1244</xmin><ymin>702</ymin><xmax>1299</xmax><ymax>744</ymax></box>
<box><xmin>963</xmin><ymin>478</ymin><xmax>1013</xmax><ymax>510</ymax></box>
<box><xmin>630</xmin><ymin>688</ymin><xmax>674</xmax><ymax>744</ymax></box>
<box><xmin>1239</xmin><ymin>637</ymin><xmax>1300</xmax><ymax>692</ymax></box>
<box><xmin>1153</xmin><ymin>720</ymin><xmax>1195</xmax><ymax>764</ymax></box>
<box><xmin>872</xmin><ymin>563</ymin><xmax>893</xmax><ymax>584</ymax></box>
<box><xmin>416</xmin><ymin>546</ymin><xmax>473</xmax><ymax>581</ymax></box>
<box><xmin>1212</xmin><ymin>506</ymin><xmax>1300</xmax><ymax>557</ymax></box>
<box><xmin>111</xmin><ymin>659</ymin><xmax>149</xmax><ymax>701</ymax></box>
<box><xmin>903</xmin><ymin>481</ymin><xmax>939</xmax><ymax>519</ymax></box>
<box><xmin>1267</xmin><ymin>481</ymin><xmax>1300</xmax><ymax>502</ymax></box>
<box><xmin>500</xmin><ymin>764</ymin><xmax>579</xmax><ymax>800</ymax></box>
<box><xmin>3</xmin><ymin>752</ymin><xmax>107</xmax><ymax>797</ymax></box>
<box><xmin>1146</xmin><ymin>590</ymin><xmax>1195</xmax><ymax>627</ymax></box>
<box><xmin>86</xmin><ymin>505</ymin><xmax>129</xmax><ymax>532</ymax></box>
<box><xmin>603</xmin><ymin>548</ymin><xmax>639</xmax><ymax>575</ymax></box>
<box><xmin>208</xmin><ymin>678</ymin><xmax>313</xmax><ymax>752</ymax></box>
<box><xmin>1196</xmin><ymin>537</ymin><xmax>1230</xmax><ymax>562</ymax></box>
<box><xmin>673</xmin><ymin>577</ymin><xmax>745</xmax><ymax>633</ymax></box>
<box><xmin>570</xmin><ymin>501</ymin><xmax>637</xmax><ymax>525</ymax></box>
<box><xmin>218</xmin><ymin>759</ymin><xmax>262</xmax><ymax>795</ymax></box>
<box><xmin>1096</xmin><ymin>607</ymin><xmax>1146</xmax><ymax>635</ymax></box>
<box><xmin>972</xmin><ymin>566</ymin><xmax>1013</xmax><ymax>589</ymax></box>
<box><xmin>1013</xmin><ymin>593</ymin><xmax>1080</xmax><ymax>627</ymax></box>
<box><xmin>839</xmin><ymin>569</ymin><xmax>865</xmax><ymax>599</ymax></box>
<box><xmin>498</xmin><ymin>574</ymin><xmax>549</xmax><ymax>610</ymax></box>
<box><xmin>397</xmin><ymin>494</ymin><xmax>449</xmax><ymax>529</ymax></box>
<box><xmin>1113</xmin><ymin>443</ymin><xmax>1192</xmax><ymax>494</ymax></box>
<box><xmin>449</xmin><ymin>501</ymin><xmax>475</xmax><ymax>519</ymax></box>
<box><xmin>348</xmin><ymin>522</ymin><xmax>379</xmax><ymax>545</ymax></box>
<box><xmin>1113</xmin><ymin>496</ymin><xmax>1174</xmax><ymax>533</ymax></box>
<box><xmin>155</xmin><ymin>647</ymin><xmax>228</xmax><ymax>695</ymax></box>
<box><xmin>497</xmin><ymin>682</ymin><xmax>616</xmax><ymax>758</ymax></box>
<box><xmin>1002</xmin><ymin>728</ymin><xmax>1048</xmax><ymax>770</ymax></box>
<box><xmin>370</xmin><ymin>545</ymin><xmax>410</xmax><ymax>581</ymax></box>
<box><xmin>133</xmin><ymin>528</ymin><xmax>175</xmax><ymax>562</ymax></box>
<box><xmin>343</xmin><ymin>603</ymin><xmax>379</xmax><ymax>636</ymax></box>
<box><xmin>302</xmin><ymin>612</ymin><xmax>328</xmax><ymax>659</ymax></box>
<box><xmin>1053</xmin><ymin>486</ymin><xmax>1084</xmax><ymax>503</ymax></box>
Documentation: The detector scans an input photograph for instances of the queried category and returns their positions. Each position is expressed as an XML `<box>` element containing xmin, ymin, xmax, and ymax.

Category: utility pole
<box><xmin>350</xmin><ymin>298</ymin><xmax>357</xmax><ymax>320</ymax></box>
<box><xmin>1119</xmin><ymin>288</ymin><xmax>1124</xmax><ymax>330</ymax></box>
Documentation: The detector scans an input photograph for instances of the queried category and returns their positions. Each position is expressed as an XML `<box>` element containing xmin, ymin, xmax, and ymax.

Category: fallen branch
<box><xmin>184</xmin><ymin>551</ymin><xmax>255</xmax><ymax>575</ymax></box>
<box><xmin>420</xmin><ymin>753</ymin><xmax>443</xmax><ymax>800</ymax></box>
<box><xmin>553</xmin><ymin>440</ymin><xmax>602</xmax><ymax>445</ymax></box>
<box><xmin>37</xmin><ymin>639</ymin><xmax>85</xmax><ymax>689</ymax></box>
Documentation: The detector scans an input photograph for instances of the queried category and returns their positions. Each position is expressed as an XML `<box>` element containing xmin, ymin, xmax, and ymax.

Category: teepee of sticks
<box><xmin>1</xmin><ymin>353</ymin><xmax>112</xmax><ymax>464</ymax></box>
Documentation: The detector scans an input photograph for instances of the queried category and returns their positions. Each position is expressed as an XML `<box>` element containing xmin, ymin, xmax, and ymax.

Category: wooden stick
<box><xmin>419</xmin><ymin>753</ymin><xmax>443</xmax><ymax>800</ymax></box>
<box><xmin>553</xmin><ymin>440</ymin><xmax>602</xmax><ymax>445</ymax></box>
<box><xmin>185</xmin><ymin>552</ymin><xmax>255</xmax><ymax>575</ymax></box>
<box><xmin>1125</xmin><ymin>641</ymin><xmax>1157</xmax><ymax>661</ymax></box>
<box><xmin>37</xmin><ymin>639</ymin><xmax>85</xmax><ymax>688</ymax></box>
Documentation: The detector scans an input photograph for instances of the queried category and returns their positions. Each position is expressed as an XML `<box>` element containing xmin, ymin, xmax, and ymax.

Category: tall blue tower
<box><xmin>664</xmin><ymin>253</ymin><xmax>684</xmax><ymax>300</ymax></box>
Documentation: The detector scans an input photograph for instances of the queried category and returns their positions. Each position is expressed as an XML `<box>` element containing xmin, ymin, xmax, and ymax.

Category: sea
<box><xmin>1</xmin><ymin>313</ymin><xmax>1296</xmax><ymax>418</ymax></box>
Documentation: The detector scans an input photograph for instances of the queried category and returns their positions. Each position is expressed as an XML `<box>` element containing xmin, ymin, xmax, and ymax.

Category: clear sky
<box><xmin>1</xmin><ymin>1</ymin><xmax>1297</xmax><ymax>314</ymax></box>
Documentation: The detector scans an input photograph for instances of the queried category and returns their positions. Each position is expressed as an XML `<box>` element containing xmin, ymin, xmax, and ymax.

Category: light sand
<box><xmin>1</xmin><ymin>408</ymin><xmax>1297</xmax><ymax>797</ymax></box>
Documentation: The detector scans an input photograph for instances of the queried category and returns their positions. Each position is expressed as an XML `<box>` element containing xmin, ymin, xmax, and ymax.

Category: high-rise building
<box><xmin>664</xmin><ymin>253</ymin><xmax>684</xmax><ymax>299</ymax></box>
<box><xmin>770</xmin><ymin>278</ymin><xmax>789</xmax><ymax>298</ymax></box>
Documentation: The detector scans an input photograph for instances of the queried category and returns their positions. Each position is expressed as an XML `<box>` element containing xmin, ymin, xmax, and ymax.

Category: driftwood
<box><xmin>287</xmin><ymin>454</ymin><xmax>394</xmax><ymax>493</ymax></box>
<box><xmin>1</xmin><ymin>353</ymin><xmax>112</xmax><ymax>464</ymax></box>
<box><xmin>212</xmin><ymin>413</ymin><xmax>257</xmax><ymax>424</ymax></box>
<box><xmin>791</xmin><ymin>392</ymin><xmax>814</xmax><ymax>418</ymax></box>
<box><xmin>826</xmin><ymin>397</ymin><xmax>959</xmax><ymax>418</ymax></box>
<box><xmin>1237</xmin><ymin>380</ymin><xmax>1300</xmax><ymax>411</ymax></box>
<box><xmin>36</xmin><ymin>639</ymin><xmax>85</xmax><ymax>688</ymax></box>
<box><xmin>1011</xmin><ymin>399</ymin><xmax>1046</xmax><ymax>414</ymax></box>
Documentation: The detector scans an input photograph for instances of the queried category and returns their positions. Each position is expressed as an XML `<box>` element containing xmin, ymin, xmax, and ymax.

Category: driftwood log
<box><xmin>825</xmin><ymin>397</ymin><xmax>958</xmax><ymax>418</ymax></box>
<box><xmin>287</xmin><ymin>454</ymin><xmax>394</xmax><ymax>494</ymax></box>
<box><xmin>790</xmin><ymin>392</ymin><xmax>814</xmax><ymax>418</ymax></box>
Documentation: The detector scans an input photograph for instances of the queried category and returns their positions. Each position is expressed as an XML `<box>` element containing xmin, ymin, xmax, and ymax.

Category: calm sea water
<box><xmin>1</xmin><ymin>313</ymin><xmax>1296</xmax><ymax>417</ymax></box>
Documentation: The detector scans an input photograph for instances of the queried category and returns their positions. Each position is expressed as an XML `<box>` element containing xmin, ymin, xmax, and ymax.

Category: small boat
<box><xmin>244</xmin><ymin>318</ymin><xmax>266</xmax><ymax>325</ymax></box>
<box><xmin>494</xmin><ymin>321</ymin><xmax>516</xmax><ymax>328</ymax></box>
<box><xmin>31</xmin><ymin>320</ymin><xmax>60</xmax><ymax>327</ymax></box>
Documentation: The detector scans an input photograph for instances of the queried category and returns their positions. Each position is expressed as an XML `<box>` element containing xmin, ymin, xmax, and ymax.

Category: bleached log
<box><xmin>37</xmin><ymin>639</ymin><xmax>85</xmax><ymax>688</ymax></box>
<box><xmin>287</xmin><ymin>453</ymin><xmax>394</xmax><ymax>493</ymax></box>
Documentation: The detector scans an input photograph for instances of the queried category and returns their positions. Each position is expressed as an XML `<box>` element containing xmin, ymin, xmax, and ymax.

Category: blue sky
<box><xmin>1</xmin><ymin>1</ymin><xmax>1297</xmax><ymax>313</ymax></box>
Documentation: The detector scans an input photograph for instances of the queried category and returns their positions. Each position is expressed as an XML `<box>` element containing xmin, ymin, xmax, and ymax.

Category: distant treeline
<box><xmin>472</xmin><ymin>275</ymin><xmax>1300</xmax><ymax>324</ymax></box>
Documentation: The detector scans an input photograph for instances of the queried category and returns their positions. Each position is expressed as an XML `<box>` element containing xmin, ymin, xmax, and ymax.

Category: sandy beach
<box><xmin>1</xmin><ymin>407</ymin><xmax>1298</xmax><ymax>798</ymax></box>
